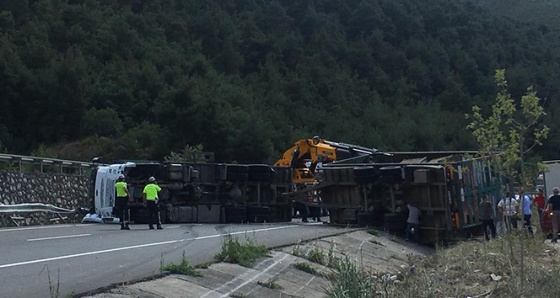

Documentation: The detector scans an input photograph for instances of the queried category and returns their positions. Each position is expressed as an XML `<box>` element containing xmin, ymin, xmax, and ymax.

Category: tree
<box><xmin>467</xmin><ymin>69</ymin><xmax>548</xmax><ymax>188</ymax></box>
<box><xmin>466</xmin><ymin>68</ymin><xmax>548</xmax><ymax>291</ymax></box>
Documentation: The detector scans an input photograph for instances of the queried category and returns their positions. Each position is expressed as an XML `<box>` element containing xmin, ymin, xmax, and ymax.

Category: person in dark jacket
<box><xmin>479</xmin><ymin>194</ymin><xmax>496</xmax><ymax>240</ymax></box>
<box><xmin>546</xmin><ymin>187</ymin><xmax>560</xmax><ymax>243</ymax></box>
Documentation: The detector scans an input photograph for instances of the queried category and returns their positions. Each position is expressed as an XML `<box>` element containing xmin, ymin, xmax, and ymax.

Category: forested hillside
<box><xmin>472</xmin><ymin>0</ymin><xmax>560</xmax><ymax>31</ymax></box>
<box><xmin>1</xmin><ymin>0</ymin><xmax>560</xmax><ymax>163</ymax></box>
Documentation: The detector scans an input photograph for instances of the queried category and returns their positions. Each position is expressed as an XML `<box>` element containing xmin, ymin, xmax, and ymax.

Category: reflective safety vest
<box><xmin>143</xmin><ymin>183</ymin><xmax>161</xmax><ymax>200</ymax></box>
<box><xmin>115</xmin><ymin>181</ymin><xmax>128</xmax><ymax>197</ymax></box>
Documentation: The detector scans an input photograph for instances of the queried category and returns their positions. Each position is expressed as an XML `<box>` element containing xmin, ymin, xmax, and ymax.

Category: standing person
<box><xmin>519</xmin><ymin>189</ymin><xmax>533</xmax><ymax>236</ymax></box>
<box><xmin>479</xmin><ymin>194</ymin><xmax>496</xmax><ymax>241</ymax></box>
<box><xmin>533</xmin><ymin>189</ymin><xmax>545</xmax><ymax>222</ymax></box>
<box><xmin>115</xmin><ymin>174</ymin><xmax>130</xmax><ymax>230</ymax></box>
<box><xmin>545</xmin><ymin>187</ymin><xmax>560</xmax><ymax>243</ymax></box>
<box><xmin>405</xmin><ymin>202</ymin><xmax>421</xmax><ymax>243</ymax></box>
<box><xmin>497</xmin><ymin>192</ymin><xmax>518</xmax><ymax>233</ymax></box>
<box><xmin>143</xmin><ymin>176</ymin><xmax>163</xmax><ymax>230</ymax></box>
<box><xmin>299</xmin><ymin>202</ymin><xmax>309</xmax><ymax>223</ymax></box>
<box><xmin>310</xmin><ymin>190</ymin><xmax>322</xmax><ymax>222</ymax></box>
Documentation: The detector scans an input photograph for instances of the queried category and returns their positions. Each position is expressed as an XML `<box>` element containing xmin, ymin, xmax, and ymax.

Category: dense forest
<box><xmin>473</xmin><ymin>0</ymin><xmax>560</xmax><ymax>31</ymax></box>
<box><xmin>1</xmin><ymin>0</ymin><xmax>560</xmax><ymax>163</ymax></box>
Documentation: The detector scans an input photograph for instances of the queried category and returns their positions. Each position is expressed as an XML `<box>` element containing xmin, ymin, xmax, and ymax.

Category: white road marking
<box><xmin>0</xmin><ymin>224</ymin><xmax>84</xmax><ymax>232</ymax></box>
<box><xmin>0</xmin><ymin>225</ymin><xmax>298</xmax><ymax>269</ymax></box>
<box><xmin>293</xmin><ymin>276</ymin><xmax>316</xmax><ymax>295</ymax></box>
<box><xmin>200</xmin><ymin>253</ymin><xmax>290</xmax><ymax>298</ymax></box>
<box><xmin>27</xmin><ymin>234</ymin><xmax>91</xmax><ymax>242</ymax></box>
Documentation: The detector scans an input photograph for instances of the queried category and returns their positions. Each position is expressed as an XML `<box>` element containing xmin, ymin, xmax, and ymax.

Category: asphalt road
<box><xmin>0</xmin><ymin>220</ymin><xmax>350</xmax><ymax>297</ymax></box>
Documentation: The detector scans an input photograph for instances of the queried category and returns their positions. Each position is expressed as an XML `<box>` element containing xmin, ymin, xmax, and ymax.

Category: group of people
<box><xmin>478</xmin><ymin>187</ymin><xmax>560</xmax><ymax>242</ymax></box>
<box><xmin>114</xmin><ymin>174</ymin><xmax>163</xmax><ymax>230</ymax></box>
<box><xmin>479</xmin><ymin>189</ymin><xmax>533</xmax><ymax>241</ymax></box>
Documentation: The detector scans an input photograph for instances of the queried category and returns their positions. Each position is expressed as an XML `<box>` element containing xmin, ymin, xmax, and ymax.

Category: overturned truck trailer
<box><xmin>88</xmin><ymin>161</ymin><xmax>293</xmax><ymax>224</ymax></box>
<box><xmin>303</xmin><ymin>152</ymin><xmax>503</xmax><ymax>244</ymax></box>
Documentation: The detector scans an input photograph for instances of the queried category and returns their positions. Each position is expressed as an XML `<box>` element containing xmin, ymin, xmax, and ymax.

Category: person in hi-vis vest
<box><xmin>143</xmin><ymin>176</ymin><xmax>163</xmax><ymax>230</ymax></box>
<box><xmin>115</xmin><ymin>174</ymin><xmax>130</xmax><ymax>230</ymax></box>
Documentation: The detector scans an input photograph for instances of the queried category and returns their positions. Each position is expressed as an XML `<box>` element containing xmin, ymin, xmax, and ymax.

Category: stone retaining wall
<box><xmin>0</xmin><ymin>171</ymin><xmax>92</xmax><ymax>227</ymax></box>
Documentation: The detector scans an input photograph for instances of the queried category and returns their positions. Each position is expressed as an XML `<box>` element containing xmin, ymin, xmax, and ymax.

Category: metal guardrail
<box><xmin>0</xmin><ymin>153</ymin><xmax>96</xmax><ymax>175</ymax></box>
<box><xmin>0</xmin><ymin>203</ymin><xmax>89</xmax><ymax>227</ymax></box>
<box><xmin>0</xmin><ymin>203</ymin><xmax>87</xmax><ymax>214</ymax></box>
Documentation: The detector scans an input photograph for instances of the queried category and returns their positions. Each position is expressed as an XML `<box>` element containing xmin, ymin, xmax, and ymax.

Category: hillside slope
<box><xmin>472</xmin><ymin>0</ymin><xmax>560</xmax><ymax>31</ymax></box>
<box><xmin>1</xmin><ymin>0</ymin><xmax>560</xmax><ymax>162</ymax></box>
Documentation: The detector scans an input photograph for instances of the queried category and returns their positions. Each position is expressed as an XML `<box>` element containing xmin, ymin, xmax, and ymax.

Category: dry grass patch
<box><xmin>373</xmin><ymin>234</ymin><xmax>560</xmax><ymax>297</ymax></box>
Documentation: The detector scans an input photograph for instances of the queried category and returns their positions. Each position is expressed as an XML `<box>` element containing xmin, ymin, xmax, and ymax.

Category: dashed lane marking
<box><xmin>27</xmin><ymin>234</ymin><xmax>91</xmax><ymax>242</ymax></box>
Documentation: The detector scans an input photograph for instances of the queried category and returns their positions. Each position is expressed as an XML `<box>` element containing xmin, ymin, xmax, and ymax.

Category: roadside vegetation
<box><xmin>162</xmin><ymin>251</ymin><xmax>202</xmax><ymax>277</ymax></box>
<box><xmin>214</xmin><ymin>235</ymin><xmax>268</xmax><ymax>267</ymax></box>
<box><xmin>256</xmin><ymin>279</ymin><xmax>283</xmax><ymax>290</ymax></box>
<box><xmin>292</xmin><ymin>262</ymin><xmax>324</xmax><ymax>277</ymax></box>
<box><xmin>322</xmin><ymin>233</ymin><xmax>560</xmax><ymax>297</ymax></box>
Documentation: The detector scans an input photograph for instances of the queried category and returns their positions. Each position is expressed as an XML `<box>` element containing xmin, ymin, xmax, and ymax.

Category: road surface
<box><xmin>0</xmin><ymin>220</ymin><xmax>350</xmax><ymax>297</ymax></box>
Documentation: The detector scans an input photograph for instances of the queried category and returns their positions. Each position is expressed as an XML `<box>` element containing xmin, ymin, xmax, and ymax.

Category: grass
<box><xmin>162</xmin><ymin>251</ymin><xmax>202</xmax><ymax>277</ymax></box>
<box><xmin>293</xmin><ymin>262</ymin><xmax>323</xmax><ymax>276</ymax></box>
<box><xmin>321</xmin><ymin>232</ymin><xmax>560</xmax><ymax>297</ymax></box>
<box><xmin>367</xmin><ymin>229</ymin><xmax>379</xmax><ymax>236</ymax></box>
<box><xmin>214</xmin><ymin>234</ymin><xmax>268</xmax><ymax>267</ymax></box>
<box><xmin>325</xmin><ymin>255</ymin><xmax>374</xmax><ymax>298</ymax></box>
<box><xmin>196</xmin><ymin>262</ymin><xmax>212</xmax><ymax>269</ymax></box>
<box><xmin>257</xmin><ymin>280</ymin><xmax>283</xmax><ymax>289</ymax></box>
<box><xmin>370</xmin><ymin>239</ymin><xmax>384</xmax><ymax>246</ymax></box>
<box><xmin>307</xmin><ymin>245</ymin><xmax>326</xmax><ymax>265</ymax></box>
<box><xmin>292</xmin><ymin>239</ymin><xmax>304</xmax><ymax>257</ymax></box>
<box><xmin>42</xmin><ymin>265</ymin><xmax>61</xmax><ymax>298</ymax></box>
